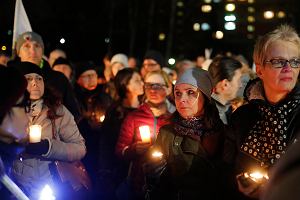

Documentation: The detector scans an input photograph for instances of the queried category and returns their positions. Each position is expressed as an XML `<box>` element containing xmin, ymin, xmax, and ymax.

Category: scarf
<box><xmin>241</xmin><ymin>98</ymin><xmax>300</xmax><ymax>167</ymax></box>
<box><xmin>174</xmin><ymin>115</ymin><xmax>211</xmax><ymax>141</ymax></box>
<box><xmin>27</xmin><ymin>99</ymin><xmax>43</xmax><ymax>124</ymax></box>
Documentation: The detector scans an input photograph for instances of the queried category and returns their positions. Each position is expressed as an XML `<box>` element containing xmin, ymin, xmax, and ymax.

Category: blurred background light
<box><xmin>193</xmin><ymin>23</ymin><xmax>200</xmax><ymax>31</ymax></box>
<box><xmin>224</xmin><ymin>14</ymin><xmax>236</xmax><ymax>22</ymax></box>
<box><xmin>201</xmin><ymin>23</ymin><xmax>211</xmax><ymax>31</ymax></box>
<box><xmin>264</xmin><ymin>11</ymin><xmax>275</xmax><ymax>19</ymax></box>
<box><xmin>201</xmin><ymin>5</ymin><xmax>212</xmax><ymax>13</ymax></box>
<box><xmin>225</xmin><ymin>3</ymin><xmax>236</xmax><ymax>12</ymax></box>
<box><xmin>224</xmin><ymin>22</ymin><xmax>236</xmax><ymax>30</ymax></box>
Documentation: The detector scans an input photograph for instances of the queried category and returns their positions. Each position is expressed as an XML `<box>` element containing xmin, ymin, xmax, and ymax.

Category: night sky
<box><xmin>1</xmin><ymin>0</ymin><xmax>299</xmax><ymax>64</ymax></box>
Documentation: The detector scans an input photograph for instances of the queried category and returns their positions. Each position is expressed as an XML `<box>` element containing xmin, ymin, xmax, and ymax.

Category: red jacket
<box><xmin>115</xmin><ymin>103</ymin><xmax>171</xmax><ymax>192</ymax></box>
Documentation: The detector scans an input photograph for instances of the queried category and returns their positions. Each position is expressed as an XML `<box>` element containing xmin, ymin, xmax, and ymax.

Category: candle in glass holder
<box><xmin>139</xmin><ymin>125</ymin><xmax>151</xmax><ymax>143</ymax></box>
<box><xmin>29</xmin><ymin>125</ymin><xmax>42</xmax><ymax>143</ymax></box>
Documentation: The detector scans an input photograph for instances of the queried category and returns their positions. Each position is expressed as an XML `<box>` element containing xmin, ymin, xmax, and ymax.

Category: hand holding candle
<box><xmin>139</xmin><ymin>125</ymin><xmax>151</xmax><ymax>143</ymax></box>
<box><xmin>29</xmin><ymin>125</ymin><xmax>42</xmax><ymax>143</ymax></box>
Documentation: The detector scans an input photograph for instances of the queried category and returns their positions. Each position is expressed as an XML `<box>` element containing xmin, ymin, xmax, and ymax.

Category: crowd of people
<box><xmin>1</xmin><ymin>24</ymin><xmax>300</xmax><ymax>200</ymax></box>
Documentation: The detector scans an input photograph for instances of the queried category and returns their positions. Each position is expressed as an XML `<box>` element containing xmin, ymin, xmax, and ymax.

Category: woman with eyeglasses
<box><xmin>224</xmin><ymin>25</ymin><xmax>300</xmax><ymax>200</ymax></box>
<box><xmin>143</xmin><ymin>68</ymin><xmax>225</xmax><ymax>200</ymax></box>
<box><xmin>115</xmin><ymin>70</ymin><xmax>174</xmax><ymax>199</ymax></box>
<box><xmin>10</xmin><ymin>62</ymin><xmax>86</xmax><ymax>199</ymax></box>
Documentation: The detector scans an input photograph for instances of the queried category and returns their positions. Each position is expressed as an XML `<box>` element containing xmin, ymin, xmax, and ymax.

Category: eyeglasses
<box><xmin>25</xmin><ymin>75</ymin><xmax>43</xmax><ymax>82</ymax></box>
<box><xmin>80</xmin><ymin>73</ymin><xmax>97</xmax><ymax>80</ymax></box>
<box><xmin>264</xmin><ymin>58</ymin><xmax>300</xmax><ymax>68</ymax></box>
<box><xmin>144</xmin><ymin>83</ymin><xmax>166</xmax><ymax>90</ymax></box>
<box><xmin>142</xmin><ymin>63</ymin><xmax>158</xmax><ymax>68</ymax></box>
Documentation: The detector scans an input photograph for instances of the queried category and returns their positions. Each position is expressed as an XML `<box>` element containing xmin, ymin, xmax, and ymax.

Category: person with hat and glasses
<box><xmin>141</xmin><ymin>50</ymin><xmax>164</xmax><ymax>79</ymax></box>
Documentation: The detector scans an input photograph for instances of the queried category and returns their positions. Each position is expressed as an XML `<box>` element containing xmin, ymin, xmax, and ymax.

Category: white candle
<box><xmin>29</xmin><ymin>125</ymin><xmax>42</xmax><ymax>143</ymax></box>
<box><xmin>139</xmin><ymin>125</ymin><xmax>151</xmax><ymax>143</ymax></box>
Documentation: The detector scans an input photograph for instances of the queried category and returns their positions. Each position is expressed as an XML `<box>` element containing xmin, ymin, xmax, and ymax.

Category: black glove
<box><xmin>143</xmin><ymin>158</ymin><xmax>167</xmax><ymax>184</ymax></box>
<box><xmin>25</xmin><ymin>139</ymin><xmax>49</xmax><ymax>156</ymax></box>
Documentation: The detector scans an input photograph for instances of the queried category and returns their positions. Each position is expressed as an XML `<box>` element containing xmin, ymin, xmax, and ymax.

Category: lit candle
<box><xmin>152</xmin><ymin>151</ymin><xmax>163</xmax><ymax>159</ymax></box>
<box><xmin>139</xmin><ymin>125</ymin><xmax>151</xmax><ymax>143</ymax></box>
<box><xmin>244</xmin><ymin>171</ymin><xmax>269</xmax><ymax>183</ymax></box>
<box><xmin>99</xmin><ymin>115</ymin><xmax>105</xmax><ymax>122</ymax></box>
<box><xmin>29</xmin><ymin>125</ymin><xmax>42</xmax><ymax>143</ymax></box>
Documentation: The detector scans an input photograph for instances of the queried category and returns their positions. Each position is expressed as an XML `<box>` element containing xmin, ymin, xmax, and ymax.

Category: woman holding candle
<box><xmin>98</xmin><ymin>68</ymin><xmax>144</xmax><ymax>199</ymax></box>
<box><xmin>145</xmin><ymin>68</ymin><xmax>225</xmax><ymax>200</ymax></box>
<box><xmin>115</xmin><ymin>70</ymin><xmax>173</xmax><ymax>199</ymax></box>
<box><xmin>225</xmin><ymin>25</ymin><xmax>300</xmax><ymax>199</ymax></box>
<box><xmin>11</xmin><ymin>62</ymin><xmax>86</xmax><ymax>199</ymax></box>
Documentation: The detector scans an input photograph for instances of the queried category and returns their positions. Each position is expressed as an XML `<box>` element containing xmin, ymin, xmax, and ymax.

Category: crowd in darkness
<box><xmin>1</xmin><ymin>24</ymin><xmax>300</xmax><ymax>200</ymax></box>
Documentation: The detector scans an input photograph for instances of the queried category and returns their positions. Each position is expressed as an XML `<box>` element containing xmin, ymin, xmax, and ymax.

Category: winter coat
<box><xmin>115</xmin><ymin>103</ymin><xmax>171</xmax><ymax>193</ymax></box>
<box><xmin>149</xmin><ymin>123</ymin><xmax>225</xmax><ymax>200</ymax></box>
<box><xmin>223</xmin><ymin>79</ymin><xmax>300</xmax><ymax>199</ymax></box>
<box><xmin>11</xmin><ymin>105</ymin><xmax>86</xmax><ymax>199</ymax></box>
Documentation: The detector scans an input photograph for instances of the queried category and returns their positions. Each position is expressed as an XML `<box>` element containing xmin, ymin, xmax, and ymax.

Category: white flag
<box><xmin>12</xmin><ymin>0</ymin><xmax>32</xmax><ymax>50</ymax></box>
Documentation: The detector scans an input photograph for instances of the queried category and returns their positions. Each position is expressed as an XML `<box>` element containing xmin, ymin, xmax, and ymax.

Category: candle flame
<box><xmin>100</xmin><ymin>115</ymin><xmax>105</xmax><ymax>122</ymax></box>
<box><xmin>152</xmin><ymin>151</ymin><xmax>163</xmax><ymax>158</ymax></box>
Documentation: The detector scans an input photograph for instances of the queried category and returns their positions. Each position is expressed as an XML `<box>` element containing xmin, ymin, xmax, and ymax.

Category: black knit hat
<box><xmin>75</xmin><ymin>61</ymin><xmax>97</xmax><ymax>80</ymax></box>
<box><xmin>143</xmin><ymin>50</ymin><xmax>164</xmax><ymax>67</ymax></box>
<box><xmin>52</xmin><ymin>57</ymin><xmax>72</xmax><ymax>69</ymax></box>
<box><xmin>0</xmin><ymin>67</ymin><xmax>27</xmax><ymax>123</ymax></box>
<box><xmin>13</xmin><ymin>62</ymin><xmax>44</xmax><ymax>77</ymax></box>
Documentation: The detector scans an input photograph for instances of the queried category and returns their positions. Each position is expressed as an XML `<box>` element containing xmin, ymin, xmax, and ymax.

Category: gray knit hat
<box><xmin>175</xmin><ymin>68</ymin><xmax>212</xmax><ymax>99</ymax></box>
<box><xmin>16</xmin><ymin>32</ymin><xmax>44</xmax><ymax>54</ymax></box>
<box><xmin>110</xmin><ymin>53</ymin><xmax>129</xmax><ymax>68</ymax></box>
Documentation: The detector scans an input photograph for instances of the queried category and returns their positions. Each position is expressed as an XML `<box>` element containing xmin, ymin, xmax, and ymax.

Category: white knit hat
<box><xmin>110</xmin><ymin>53</ymin><xmax>129</xmax><ymax>68</ymax></box>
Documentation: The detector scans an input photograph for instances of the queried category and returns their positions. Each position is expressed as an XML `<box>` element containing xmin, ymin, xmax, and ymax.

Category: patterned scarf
<box><xmin>174</xmin><ymin>115</ymin><xmax>211</xmax><ymax>141</ymax></box>
<box><xmin>241</xmin><ymin>99</ymin><xmax>300</xmax><ymax>167</ymax></box>
<box><xmin>27</xmin><ymin>99</ymin><xmax>43</xmax><ymax>124</ymax></box>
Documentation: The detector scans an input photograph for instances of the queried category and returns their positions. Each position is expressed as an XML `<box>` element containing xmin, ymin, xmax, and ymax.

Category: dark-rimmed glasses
<box><xmin>264</xmin><ymin>58</ymin><xmax>300</xmax><ymax>68</ymax></box>
<box><xmin>144</xmin><ymin>83</ymin><xmax>166</xmax><ymax>90</ymax></box>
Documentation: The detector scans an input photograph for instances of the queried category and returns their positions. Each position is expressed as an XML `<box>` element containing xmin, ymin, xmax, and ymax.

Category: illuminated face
<box><xmin>53</xmin><ymin>64</ymin><xmax>72</xmax><ymax>80</ymax></box>
<box><xmin>174</xmin><ymin>83</ymin><xmax>205</xmax><ymax>119</ymax></box>
<box><xmin>256</xmin><ymin>40</ymin><xmax>300</xmax><ymax>100</ymax></box>
<box><xmin>127</xmin><ymin>72</ymin><xmax>144</xmax><ymax>96</ymax></box>
<box><xmin>18</xmin><ymin>41</ymin><xmax>43</xmax><ymax>65</ymax></box>
<box><xmin>144</xmin><ymin>74</ymin><xmax>168</xmax><ymax>105</ymax></box>
<box><xmin>25</xmin><ymin>73</ymin><xmax>44</xmax><ymax>100</ymax></box>
<box><xmin>77</xmin><ymin>69</ymin><xmax>98</xmax><ymax>91</ymax></box>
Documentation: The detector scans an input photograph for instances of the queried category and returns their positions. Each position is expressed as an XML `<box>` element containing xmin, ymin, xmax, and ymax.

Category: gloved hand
<box><xmin>129</xmin><ymin>141</ymin><xmax>151</xmax><ymax>155</ymax></box>
<box><xmin>143</xmin><ymin>157</ymin><xmax>167</xmax><ymax>185</ymax></box>
<box><xmin>236</xmin><ymin>173</ymin><xmax>265</xmax><ymax>199</ymax></box>
<box><xmin>25</xmin><ymin>139</ymin><xmax>49</xmax><ymax>156</ymax></box>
